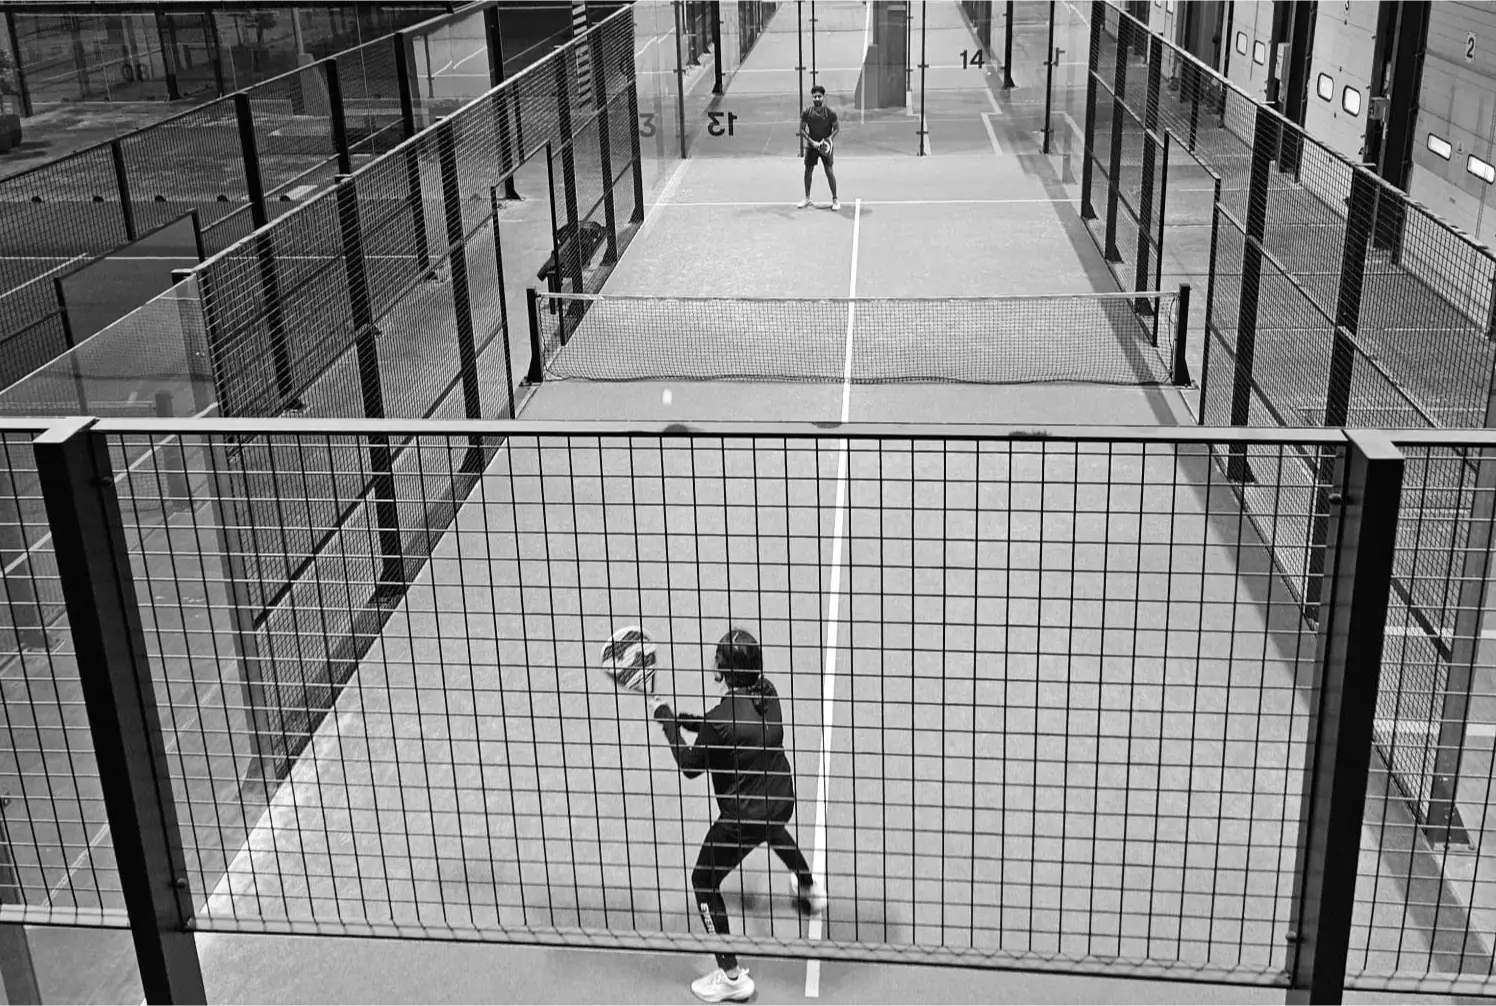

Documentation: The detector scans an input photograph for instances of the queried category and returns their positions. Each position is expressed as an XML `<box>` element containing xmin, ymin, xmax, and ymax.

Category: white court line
<box><xmin>804</xmin><ymin>197</ymin><xmax>861</xmax><ymax>999</ymax></box>
<box><xmin>981</xmin><ymin>112</ymin><xmax>1003</xmax><ymax>155</ymax></box>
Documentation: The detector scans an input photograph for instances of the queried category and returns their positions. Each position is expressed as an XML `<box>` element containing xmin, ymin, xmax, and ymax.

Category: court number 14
<box><xmin>961</xmin><ymin>49</ymin><xmax>986</xmax><ymax>68</ymax></box>
<box><xmin>707</xmin><ymin>111</ymin><xmax>738</xmax><ymax>137</ymax></box>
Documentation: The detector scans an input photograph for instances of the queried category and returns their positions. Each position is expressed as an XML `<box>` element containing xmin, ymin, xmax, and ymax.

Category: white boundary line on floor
<box><xmin>804</xmin><ymin>196</ymin><xmax>861</xmax><ymax>999</ymax></box>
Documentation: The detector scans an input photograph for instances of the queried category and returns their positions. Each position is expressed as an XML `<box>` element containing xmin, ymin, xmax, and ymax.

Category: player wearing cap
<box><xmin>653</xmin><ymin>627</ymin><xmax>829</xmax><ymax>1003</ymax></box>
<box><xmin>798</xmin><ymin>84</ymin><xmax>840</xmax><ymax>211</ymax></box>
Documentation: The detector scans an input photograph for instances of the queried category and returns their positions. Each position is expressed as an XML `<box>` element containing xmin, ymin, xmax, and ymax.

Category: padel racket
<box><xmin>600</xmin><ymin>625</ymin><xmax>659</xmax><ymax>697</ymax></box>
<box><xmin>819</xmin><ymin>138</ymin><xmax>834</xmax><ymax>156</ymax></box>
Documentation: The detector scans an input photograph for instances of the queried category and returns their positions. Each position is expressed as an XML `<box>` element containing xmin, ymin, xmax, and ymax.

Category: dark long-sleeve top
<box><xmin>660</xmin><ymin>681</ymin><xmax>797</xmax><ymax>821</ymax></box>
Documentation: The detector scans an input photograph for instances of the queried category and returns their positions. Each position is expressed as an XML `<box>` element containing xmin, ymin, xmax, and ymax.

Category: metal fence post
<box><xmin>1227</xmin><ymin>105</ymin><xmax>1277</xmax><ymax>483</ymax></box>
<box><xmin>334</xmin><ymin>174</ymin><xmax>404</xmax><ymax>600</ymax></box>
<box><xmin>33</xmin><ymin>419</ymin><xmax>207</xmax><ymax>1005</ymax></box>
<box><xmin>484</xmin><ymin>7</ymin><xmax>521</xmax><ymax>201</ymax></box>
<box><xmin>233</xmin><ymin>92</ymin><xmax>267</xmax><ymax>230</ymax></box>
<box><xmin>918</xmin><ymin>2</ymin><xmax>928</xmax><ymax>156</ymax></box>
<box><xmin>797</xmin><ymin>1</ymin><xmax>805</xmax><ymax>157</ymax></box>
<box><xmin>674</xmin><ymin>0</ymin><xmax>688</xmax><ymax>158</ymax></box>
<box><xmin>553</xmin><ymin>53</ymin><xmax>583</xmax><ymax>296</ymax></box>
<box><xmin>1080</xmin><ymin>1</ymin><xmax>1103</xmax><ymax>220</ymax></box>
<box><xmin>1304</xmin><ymin>167</ymin><xmax>1376</xmax><ymax>613</ymax></box>
<box><xmin>53</xmin><ymin>278</ymin><xmax>88</xmax><ymax>413</ymax></box>
<box><xmin>1002</xmin><ymin>0</ymin><xmax>1015</xmax><ymax>88</ymax></box>
<box><xmin>590</xmin><ymin>29</ymin><xmax>619</xmax><ymax>264</ymax></box>
<box><xmin>110</xmin><ymin>139</ymin><xmax>138</xmax><ymax>243</ymax></box>
<box><xmin>1103</xmin><ymin>11</ymin><xmax>1128</xmax><ymax>262</ymax></box>
<box><xmin>393</xmin><ymin>32</ymin><xmax>432</xmax><ymax>273</ymax></box>
<box><xmin>0</xmin><ymin>797</ymin><xmax>40</xmax><ymax>1006</ymax></box>
<box><xmin>712</xmin><ymin>0</ymin><xmax>724</xmax><ymax>95</ymax></box>
<box><xmin>620</xmin><ymin>10</ymin><xmax>646</xmax><ymax>223</ymax></box>
<box><xmin>1133</xmin><ymin>34</ymin><xmax>1162</xmax><ymax>308</ymax></box>
<box><xmin>325</xmin><ymin>57</ymin><xmax>351</xmax><ymax>177</ymax></box>
<box><xmin>5</xmin><ymin>13</ymin><xmax>32</xmax><ymax>117</ymax></box>
<box><xmin>434</xmin><ymin>127</ymin><xmax>483</xmax><ymax>426</ymax></box>
<box><xmin>1041</xmin><ymin>1</ymin><xmax>1056</xmax><ymax>153</ymax></box>
<box><xmin>489</xmin><ymin>186</ymin><xmax>515</xmax><ymax>421</ymax></box>
<box><xmin>1287</xmin><ymin>429</ymin><xmax>1403</xmax><ymax>1006</ymax></box>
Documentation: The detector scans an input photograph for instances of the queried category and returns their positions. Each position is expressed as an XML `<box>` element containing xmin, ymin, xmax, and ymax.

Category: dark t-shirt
<box><xmin>662</xmin><ymin>681</ymin><xmax>796</xmax><ymax>821</ymax></box>
<box><xmin>801</xmin><ymin>106</ymin><xmax>838</xmax><ymax>142</ymax></box>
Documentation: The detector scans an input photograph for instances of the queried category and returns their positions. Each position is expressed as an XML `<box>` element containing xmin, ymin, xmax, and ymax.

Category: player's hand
<box><xmin>653</xmin><ymin>702</ymin><xmax>674</xmax><ymax>724</ymax></box>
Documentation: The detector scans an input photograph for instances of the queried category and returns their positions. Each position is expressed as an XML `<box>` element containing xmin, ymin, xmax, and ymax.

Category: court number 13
<box><xmin>960</xmin><ymin>49</ymin><xmax>986</xmax><ymax>68</ymax></box>
<box><xmin>707</xmin><ymin>111</ymin><xmax>738</xmax><ymax>136</ymax></box>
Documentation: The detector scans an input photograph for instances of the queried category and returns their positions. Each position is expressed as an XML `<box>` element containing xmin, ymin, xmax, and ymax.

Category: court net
<box><xmin>529</xmin><ymin>289</ymin><xmax>1189</xmax><ymax>386</ymax></box>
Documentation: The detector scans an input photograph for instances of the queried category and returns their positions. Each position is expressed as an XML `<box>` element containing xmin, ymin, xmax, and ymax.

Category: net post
<box><xmin>1102</xmin><ymin>11</ymin><xmax>1127</xmax><ymax>262</ymax></box>
<box><xmin>435</xmin><ymin>122</ymin><xmax>483</xmax><ymax>424</ymax></box>
<box><xmin>52</xmin><ymin>277</ymin><xmax>88</xmax><ymax>414</ymax></box>
<box><xmin>32</xmin><ymin>420</ymin><xmax>207</xmax><ymax>1005</ymax></box>
<box><xmin>325</xmin><ymin>57</ymin><xmax>352</xmax><ymax>177</ymax></box>
<box><xmin>1286</xmin><ymin>430</ymin><xmax>1402</xmax><ymax>1006</ymax></box>
<box><xmin>1080</xmin><ymin>2</ymin><xmax>1102</xmax><ymax>220</ymax></box>
<box><xmin>526</xmin><ymin>287</ymin><xmax>545</xmax><ymax>384</ymax></box>
<box><xmin>485</xmin><ymin>6</ymin><xmax>521</xmax><ymax>201</ymax></box>
<box><xmin>335</xmin><ymin>172</ymin><xmax>405</xmax><ymax>600</ymax></box>
<box><xmin>1226</xmin><ymin>105</ymin><xmax>1277</xmax><ymax>485</ymax></box>
<box><xmin>110</xmin><ymin>138</ymin><xmax>138</xmax><ymax>243</ymax></box>
<box><xmin>1173</xmin><ymin>283</ymin><xmax>1191</xmax><ymax>386</ymax></box>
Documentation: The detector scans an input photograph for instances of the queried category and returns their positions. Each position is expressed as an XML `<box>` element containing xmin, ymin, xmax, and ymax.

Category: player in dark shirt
<box><xmin>654</xmin><ymin>627</ymin><xmax>828</xmax><ymax>1003</ymax></box>
<box><xmin>798</xmin><ymin>84</ymin><xmax>840</xmax><ymax>211</ymax></box>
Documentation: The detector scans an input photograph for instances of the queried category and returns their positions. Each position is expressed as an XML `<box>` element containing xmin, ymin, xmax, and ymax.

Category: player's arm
<box><xmin>828</xmin><ymin>110</ymin><xmax>840</xmax><ymax>141</ymax></box>
<box><xmin>655</xmin><ymin>705</ymin><xmax>710</xmax><ymax>778</ymax></box>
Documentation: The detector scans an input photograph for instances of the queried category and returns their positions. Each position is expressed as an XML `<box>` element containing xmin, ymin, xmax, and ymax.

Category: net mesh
<box><xmin>534</xmin><ymin>291</ymin><xmax>1181</xmax><ymax>386</ymax></box>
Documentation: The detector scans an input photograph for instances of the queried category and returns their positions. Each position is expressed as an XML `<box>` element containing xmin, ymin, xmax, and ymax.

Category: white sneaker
<box><xmin>831</xmin><ymin>198</ymin><xmax>841</xmax><ymax>211</ymax></box>
<box><xmin>692</xmin><ymin>967</ymin><xmax>754</xmax><ymax>1003</ymax></box>
<box><xmin>788</xmin><ymin>873</ymin><xmax>828</xmax><ymax>915</ymax></box>
<box><xmin>797</xmin><ymin>198</ymin><xmax>812</xmax><ymax>208</ymax></box>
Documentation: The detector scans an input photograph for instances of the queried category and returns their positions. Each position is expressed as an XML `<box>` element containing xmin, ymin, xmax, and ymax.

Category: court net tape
<box><xmin>532</xmin><ymin>290</ymin><xmax>1185</xmax><ymax>386</ymax></box>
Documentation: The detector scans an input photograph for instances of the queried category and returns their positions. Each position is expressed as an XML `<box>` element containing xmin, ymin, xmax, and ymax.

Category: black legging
<box><xmin>692</xmin><ymin>814</ymin><xmax>813</xmax><ymax>971</ymax></box>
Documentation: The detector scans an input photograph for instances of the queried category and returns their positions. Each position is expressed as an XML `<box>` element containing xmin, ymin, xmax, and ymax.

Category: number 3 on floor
<box><xmin>707</xmin><ymin>111</ymin><xmax>738</xmax><ymax>137</ymax></box>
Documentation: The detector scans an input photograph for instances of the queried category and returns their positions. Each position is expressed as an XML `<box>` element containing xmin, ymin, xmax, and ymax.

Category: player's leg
<box><xmin>768</xmin><ymin>823</ymin><xmax>827</xmax><ymax>914</ymax></box>
<box><xmin>799</xmin><ymin>146</ymin><xmax>817</xmax><ymax>207</ymax></box>
<box><xmin>690</xmin><ymin>819</ymin><xmax>759</xmax><ymax>1002</ymax></box>
<box><xmin>824</xmin><ymin>156</ymin><xmax>839</xmax><ymax>210</ymax></box>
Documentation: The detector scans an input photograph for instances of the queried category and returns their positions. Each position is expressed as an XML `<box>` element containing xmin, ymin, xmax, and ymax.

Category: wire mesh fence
<box><xmin>0</xmin><ymin>3</ymin><xmax>574</xmax><ymax>400</ymax></box>
<box><xmin>4</xmin><ymin>418</ymin><xmax>1495</xmax><ymax>999</ymax></box>
<box><xmin>1084</xmin><ymin>0</ymin><xmax>1496</xmax><ymax>856</ymax></box>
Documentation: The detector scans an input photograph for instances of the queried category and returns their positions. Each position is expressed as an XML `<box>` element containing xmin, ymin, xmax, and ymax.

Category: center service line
<box><xmin>805</xmin><ymin>197</ymin><xmax>860</xmax><ymax>998</ymax></box>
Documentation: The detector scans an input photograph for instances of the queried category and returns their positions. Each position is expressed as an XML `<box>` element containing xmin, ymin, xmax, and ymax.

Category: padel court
<box><xmin>195</xmin><ymin>143</ymin><xmax>1426</xmax><ymax>998</ymax></box>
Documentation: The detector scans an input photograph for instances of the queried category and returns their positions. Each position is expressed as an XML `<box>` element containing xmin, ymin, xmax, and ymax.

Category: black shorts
<box><xmin>804</xmin><ymin>143</ymin><xmax>834</xmax><ymax>167</ymax></box>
